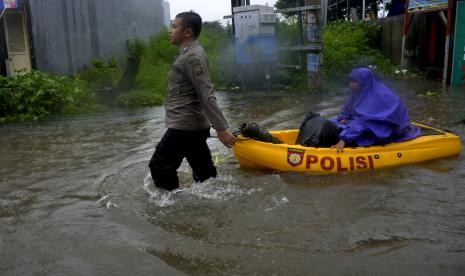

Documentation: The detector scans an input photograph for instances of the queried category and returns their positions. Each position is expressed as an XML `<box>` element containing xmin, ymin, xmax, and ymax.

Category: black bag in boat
<box><xmin>296</xmin><ymin>112</ymin><xmax>341</xmax><ymax>147</ymax></box>
<box><xmin>239</xmin><ymin>122</ymin><xmax>282</xmax><ymax>144</ymax></box>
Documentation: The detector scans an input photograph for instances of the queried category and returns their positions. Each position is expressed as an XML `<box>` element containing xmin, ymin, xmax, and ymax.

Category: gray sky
<box><xmin>168</xmin><ymin>0</ymin><xmax>277</xmax><ymax>23</ymax></box>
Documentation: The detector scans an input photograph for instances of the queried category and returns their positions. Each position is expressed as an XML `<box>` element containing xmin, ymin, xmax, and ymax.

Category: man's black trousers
<box><xmin>149</xmin><ymin>128</ymin><xmax>217</xmax><ymax>191</ymax></box>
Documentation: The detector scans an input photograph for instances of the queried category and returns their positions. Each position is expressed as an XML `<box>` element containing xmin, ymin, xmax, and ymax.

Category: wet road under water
<box><xmin>1</xmin><ymin>79</ymin><xmax>465</xmax><ymax>275</ymax></box>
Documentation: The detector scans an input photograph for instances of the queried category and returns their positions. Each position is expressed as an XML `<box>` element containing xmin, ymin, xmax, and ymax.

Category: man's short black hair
<box><xmin>176</xmin><ymin>11</ymin><xmax>202</xmax><ymax>38</ymax></box>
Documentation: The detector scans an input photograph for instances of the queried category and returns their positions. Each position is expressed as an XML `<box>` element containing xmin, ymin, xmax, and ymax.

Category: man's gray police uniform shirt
<box><xmin>165</xmin><ymin>40</ymin><xmax>228</xmax><ymax>131</ymax></box>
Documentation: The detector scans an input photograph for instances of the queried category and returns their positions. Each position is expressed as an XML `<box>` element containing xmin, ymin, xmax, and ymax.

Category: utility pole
<box><xmin>443</xmin><ymin>0</ymin><xmax>455</xmax><ymax>86</ymax></box>
<box><xmin>230</xmin><ymin>0</ymin><xmax>250</xmax><ymax>34</ymax></box>
<box><xmin>401</xmin><ymin>0</ymin><xmax>409</xmax><ymax>68</ymax></box>
<box><xmin>346</xmin><ymin>0</ymin><xmax>349</xmax><ymax>20</ymax></box>
<box><xmin>296</xmin><ymin>0</ymin><xmax>303</xmax><ymax>65</ymax></box>
<box><xmin>306</xmin><ymin>0</ymin><xmax>324</xmax><ymax>89</ymax></box>
<box><xmin>362</xmin><ymin>0</ymin><xmax>365</xmax><ymax>20</ymax></box>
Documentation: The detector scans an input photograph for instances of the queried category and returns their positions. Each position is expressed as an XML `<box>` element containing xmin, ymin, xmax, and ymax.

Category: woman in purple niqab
<box><xmin>331</xmin><ymin>68</ymin><xmax>421</xmax><ymax>151</ymax></box>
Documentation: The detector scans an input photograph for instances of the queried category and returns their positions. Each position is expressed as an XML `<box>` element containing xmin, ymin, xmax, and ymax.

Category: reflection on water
<box><xmin>1</xmin><ymin>79</ymin><xmax>464</xmax><ymax>275</ymax></box>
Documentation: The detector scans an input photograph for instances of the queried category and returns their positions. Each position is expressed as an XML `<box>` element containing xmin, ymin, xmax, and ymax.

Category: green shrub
<box><xmin>127</xmin><ymin>39</ymin><xmax>146</xmax><ymax>59</ymax></box>
<box><xmin>0</xmin><ymin>71</ymin><xmax>103</xmax><ymax>122</ymax></box>
<box><xmin>133</xmin><ymin>25</ymin><xmax>236</xmax><ymax>107</ymax></box>
<box><xmin>271</xmin><ymin>20</ymin><xmax>397</xmax><ymax>91</ymax></box>
<box><xmin>323</xmin><ymin>20</ymin><xmax>395</xmax><ymax>80</ymax></box>
<box><xmin>134</xmin><ymin>29</ymin><xmax>176</xmax><ymax>99</ymax></box>
<box><xmin>75</xmin><ymin>58</ymin><xmax>122</xmax><ymax>91</ymax></box>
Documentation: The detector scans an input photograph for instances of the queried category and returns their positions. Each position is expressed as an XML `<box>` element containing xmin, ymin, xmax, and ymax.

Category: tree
<box><xmin>275</xmin><ymin>0</ymin><xmax>305</xmax><ymax>10</ymax></box>
<box><xmin>275</xmin><ymin>0</ymin><xmax>306</xmax><ymax>18</ymax></box>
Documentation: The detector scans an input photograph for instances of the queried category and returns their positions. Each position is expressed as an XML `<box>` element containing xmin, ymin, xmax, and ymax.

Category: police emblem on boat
<box><xmin>287</xmin><ymin>148</ymin><xmax>305</xmax><ymax>166</ymax></box>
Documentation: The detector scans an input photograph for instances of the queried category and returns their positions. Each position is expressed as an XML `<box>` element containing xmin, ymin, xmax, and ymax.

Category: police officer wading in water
<box><xmin>149</xmin><ymin>12</ymin><xmax>236</xmax><ymax>191</ymax></box>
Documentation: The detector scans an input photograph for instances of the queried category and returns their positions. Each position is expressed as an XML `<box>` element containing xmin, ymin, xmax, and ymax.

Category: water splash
<box><xmin>143</xmin><ymin>173</ymin><xmax>262</xmax><ymax>207</ymax></box>
<box><xmin>143</xmin><ymin>173</ymin><xmax>176</xmax><ymax>207</ymax></box>
<box><xmin>265</xmin><ymin>194</ymin><xmax>290</xmax><ymax>211</ymax></box>
<box><xmin>178</xmin><ymin>175</ymin><xmax>264</xmax><ymax>201</ymax></box>
<box><xmin>96</xmin><ymin>193</ymin><xmax>118</xmax><ymax>209</ymax></box>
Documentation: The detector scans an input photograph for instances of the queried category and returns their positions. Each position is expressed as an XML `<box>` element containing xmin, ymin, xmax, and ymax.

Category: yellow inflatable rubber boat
<box><xmin>232</xmin><ymin>123</ymin><xmax>462</xmax><ymax>173</ymax></box>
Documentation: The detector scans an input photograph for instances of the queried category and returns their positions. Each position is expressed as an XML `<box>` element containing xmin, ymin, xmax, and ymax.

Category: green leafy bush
<box><xmin>0</xmin><ymin>71</ymin><xmax>103</xmax><ymax>122</ymax></box>
<box><xmin>323</xmin><ymin>20</ymin><xmax>395</xmax><ymax>80</ymax></box>
<box><xmin>127</xmin><ymin>39</ymin><xmax>146</xmax><ymax>59</ymax></box>
<box><xmin>75</xmin><ymin>58</ymin><xmax>122</xmax><ymax>91</ymax></box>
<box><xmin>135</xmin><ymin>28</ymin><xmax>176</xmax><ymax>99</ymax></box>
<box><xmin>132</xmin><ymin>25</ymin><xmax>236</xmax><ymax>107</ymax></box>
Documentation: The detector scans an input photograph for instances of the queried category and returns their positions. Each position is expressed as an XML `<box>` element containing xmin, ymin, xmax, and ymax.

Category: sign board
<box><xmin>0</xmin><ymin>0</ymin><xmax>22</xmax><ymax>9</ymax></box>
<box><xmin>451</xmin><ymin>1</ymin><xmax>465</xmax><ymax>85</ymax></box>
<box><xmin>307</xmin><ymin>54</ymin><xmax>319</xmax><ymax>72</ymax></box>
<box><xmin>408</xmin><ymin>0</ymin><xmax>448</xmax><ymax>13</ymax></box>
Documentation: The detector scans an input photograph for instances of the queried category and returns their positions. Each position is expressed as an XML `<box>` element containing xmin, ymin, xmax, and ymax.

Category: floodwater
<box><xmin>1</xmin><ymin>79</ymin><xmax>465</xmax><ymax>275</ymax></box>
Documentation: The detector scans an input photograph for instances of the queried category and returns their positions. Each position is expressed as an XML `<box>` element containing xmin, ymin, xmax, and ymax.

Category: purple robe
<box><xmin>331</xmin><ymin>68</ymin><xmax>421</xmax><ymax>146</ymax></box>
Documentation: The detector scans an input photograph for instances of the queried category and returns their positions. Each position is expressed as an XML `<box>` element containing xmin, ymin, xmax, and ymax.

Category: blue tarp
<box><xmin>0</xmin><ymin>0</ymin><xmax>22</xmax><ymax>10</ymax></box>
